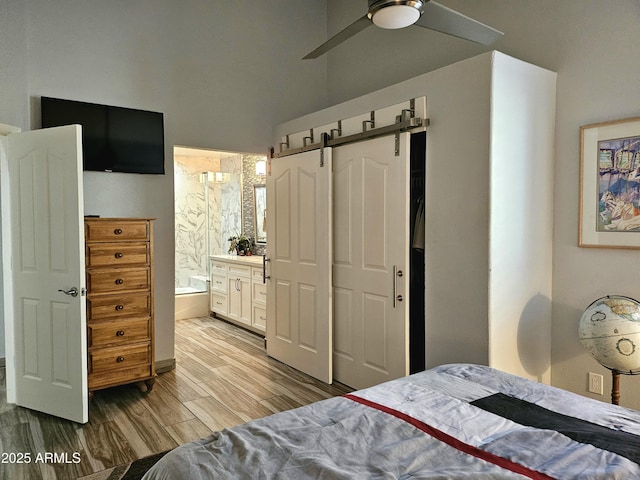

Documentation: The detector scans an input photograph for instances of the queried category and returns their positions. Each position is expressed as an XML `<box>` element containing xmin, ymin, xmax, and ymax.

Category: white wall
<box><xmin>0</xmin><ymin>2</ymin><xmax>27</xmax><ymax>128</ymax></box>
<box><xmin>0</xmin><ymin>0</ymin><xmax>329</xmax><ymax>366</ymax></box>
<box><xmin>325</xmin><ymin>0</ymin><xmax>640</xmax><ymax>409</ymax></box>
<box><xmin>0</xmin><ymin>1</ymin><xmax>28</xmax><ymax>361</ymax></box>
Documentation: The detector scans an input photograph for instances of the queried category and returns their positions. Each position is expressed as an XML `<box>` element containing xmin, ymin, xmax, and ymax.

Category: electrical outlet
<box><xmin>588</xmin><ymin>372</ymin><xmax>604</xmax><ymax>395</ymax></box>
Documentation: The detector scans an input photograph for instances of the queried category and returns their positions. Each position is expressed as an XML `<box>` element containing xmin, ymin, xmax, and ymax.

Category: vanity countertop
<box><xmin>210</xmin><ymin>254</ymin><xmax>263</xmax><ymax>266</ymax></box>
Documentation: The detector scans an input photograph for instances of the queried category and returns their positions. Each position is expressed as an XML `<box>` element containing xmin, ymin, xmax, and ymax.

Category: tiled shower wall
<box><xmin>174</xmin><ymin>154</ymin><xmax>242</xmax><ymax>290</ymax></box>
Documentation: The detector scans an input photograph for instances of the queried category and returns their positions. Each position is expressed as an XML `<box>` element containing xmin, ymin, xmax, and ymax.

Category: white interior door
<box><xmin>332</xmin><ymin>133</ymin><xmax>410</xmax><ymax>389</ymax></box>
<box><xmin>266</xmin><ymin>148</ymin><xmax>332</xmax><ymax>383</ymax></box>
<box><xmin>6</xmin><ymin>125</ymin><xmax>88</xmax><ymax>423</ymax></box>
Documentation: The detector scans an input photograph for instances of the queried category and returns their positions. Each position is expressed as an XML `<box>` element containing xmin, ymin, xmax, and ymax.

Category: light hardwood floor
<box><xmin>0</xmin><ymin>316</ymin><xmax>352</xmax><ymax>480</ymax></box>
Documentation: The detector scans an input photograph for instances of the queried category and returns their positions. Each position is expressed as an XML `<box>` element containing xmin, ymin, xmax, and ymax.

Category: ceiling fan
<box><xmin>303</xmin><ymin>0</ymin><xmax>503</xmax><ymax>59</ymax></box>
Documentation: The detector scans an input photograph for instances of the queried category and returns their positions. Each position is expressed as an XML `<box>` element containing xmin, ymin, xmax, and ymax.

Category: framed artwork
<box><xmin>580</xmin><ymin>117</ymin><xmax>640</xmax><ymax>248</ymax></box>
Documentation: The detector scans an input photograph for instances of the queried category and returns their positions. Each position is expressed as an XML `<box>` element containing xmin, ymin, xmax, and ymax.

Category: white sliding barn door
<box><xmin>332</xmin><ymin>133</ymin><xmax>410</xmax><ymax>389</ymax></box>
<box><xmin>6</xmin><ymin>125</ymin><xmax>88</xmax><ymax>423</ymax></box>
<box><xmin>266</xmin><ymin>148</ymin><xmax>333</xmax><ymax>383</ymax></box>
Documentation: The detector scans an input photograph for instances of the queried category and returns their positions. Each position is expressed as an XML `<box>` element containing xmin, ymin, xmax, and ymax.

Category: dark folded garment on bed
<box><xmin>471</xmin><ymin>392</ymin><xmax>640</xmax><ymax>464</ymax></box>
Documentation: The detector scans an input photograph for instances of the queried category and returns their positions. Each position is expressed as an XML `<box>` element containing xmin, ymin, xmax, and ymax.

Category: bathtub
<box><xmin>175</xmin><ymin>276</ymin><xmax>210</xmax><ymax>320</ymax></box>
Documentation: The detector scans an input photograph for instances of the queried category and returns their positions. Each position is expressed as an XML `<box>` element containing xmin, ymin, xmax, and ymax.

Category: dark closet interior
<box><xmin>410</xmin><ymin>131</ymin><xmax>426</xmax><ymax>373</ymax></box>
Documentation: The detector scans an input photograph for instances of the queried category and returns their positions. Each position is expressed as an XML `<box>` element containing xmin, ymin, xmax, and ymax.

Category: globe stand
<box><xmin>609</xmin><ymin>369</ymin><xmax>639</xmax><ymax>405</ymax></box>
<box><xmin>611</xmin><ymin>370</ymin><xmax>620</xmax><ymax>405</ymax></box>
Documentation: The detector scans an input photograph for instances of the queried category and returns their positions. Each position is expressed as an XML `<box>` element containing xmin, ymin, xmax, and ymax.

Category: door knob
<box><xmin>58</xmin><ymin>287</ymin><xmax>79</xmax><ymax>297</ymax></box>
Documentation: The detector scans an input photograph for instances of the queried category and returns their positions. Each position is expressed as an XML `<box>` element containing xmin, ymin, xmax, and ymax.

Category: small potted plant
<box><xmin>228</xmin><ymin>233</ymin><xmax>254</xmax><ymax>256</ymax></box>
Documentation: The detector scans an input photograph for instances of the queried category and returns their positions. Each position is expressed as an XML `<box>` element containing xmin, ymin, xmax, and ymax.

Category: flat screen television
<box><xmin>41</xmin><ymin>96</ymin><xmax>165</xmax><ymax>174</ymax></box>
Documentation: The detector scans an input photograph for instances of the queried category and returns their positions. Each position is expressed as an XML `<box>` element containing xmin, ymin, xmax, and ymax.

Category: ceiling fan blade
<box><xmin>415</xmin><ymin>1</ymin><xmax>503</xmax><ymax>45</ymax></box>
<box><xmin>303</xmin><ymin>14</ymin><xmax>372</xmax><ymax>59</ymax></box>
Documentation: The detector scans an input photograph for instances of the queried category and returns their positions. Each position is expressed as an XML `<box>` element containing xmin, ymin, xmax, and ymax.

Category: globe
<box><xmin>579</xmin><ymin>295</ymin><xmax>640</xmax><ymax>374</ymax></box>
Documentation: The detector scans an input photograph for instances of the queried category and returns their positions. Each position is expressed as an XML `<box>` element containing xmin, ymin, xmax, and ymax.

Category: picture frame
<box><xmin>579</xmin><ymin>117</ymin><xmax>640</xmax><ymax>248</ymax></box>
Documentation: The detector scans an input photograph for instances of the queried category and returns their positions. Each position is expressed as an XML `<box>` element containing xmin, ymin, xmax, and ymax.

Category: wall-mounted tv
<box><xmin>41</xmin><ymin>96</ymin><xmax>165</xmax><ymax>174</ymax></box>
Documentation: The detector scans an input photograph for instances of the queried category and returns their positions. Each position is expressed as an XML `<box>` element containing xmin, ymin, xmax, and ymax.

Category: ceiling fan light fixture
<box><xmin>372</xmin><ymin>5</ymin><xmax>421</xmax><ymax>29</ymax></box>
<box><xmin>368</xmin><ymin>0</ymin><xmax>424</xmax><ymax>30</ymax></box>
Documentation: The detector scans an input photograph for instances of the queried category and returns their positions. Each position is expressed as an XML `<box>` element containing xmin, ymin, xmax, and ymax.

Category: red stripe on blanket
<box><xmin>344</xmin><ymin>393</ymin><xmax>555</xmax><ymax>480</ymax></box>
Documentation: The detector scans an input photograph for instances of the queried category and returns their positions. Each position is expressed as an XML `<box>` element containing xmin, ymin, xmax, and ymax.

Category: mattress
<box><xmin>143</xmin><ymin>364</ymin><xmax>640</xmax><ymax>479</ymax></box>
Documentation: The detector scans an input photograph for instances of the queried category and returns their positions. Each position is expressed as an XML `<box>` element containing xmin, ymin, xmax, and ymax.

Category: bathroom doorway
<box><xmin>173</xmin><ymin>146</ymin><xmax>267</xmax><ymax>320</ymax></box>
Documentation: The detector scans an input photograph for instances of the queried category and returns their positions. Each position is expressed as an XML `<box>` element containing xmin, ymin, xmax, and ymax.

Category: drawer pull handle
<box><xmin>115</xmin><ymin>278</ymin><xmax>124</xmax><ymax>285</ymax></box>
<box><xmin>116</xmin><ymin>330</ymin><xmax>125</xmax><ymax>337</ymax></box>
<box><xmin>116</xmin><ymin>356</ymin><xmax>125</xmax><ymax>363</ymax></box>
<box><xmin>115</xmin><ymin>304</ymin><xmax>124</xmax><ymax>311</ymax></box>
<box><xmin>114</xmin><ymin>228</ymin><xmax>123</xmax><ymax>235</ymax></box>
<box><xmin>114</xmin><ymin>252</ymin><xmax>123</xmax><ymax>259</ymax></box>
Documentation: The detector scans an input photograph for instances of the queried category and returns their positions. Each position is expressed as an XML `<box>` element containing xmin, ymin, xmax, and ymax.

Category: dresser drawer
<box><xmin>85</xmin><ymin>220</ymin><xmax>149</xmax><ymax>242</ymax></box>
<box><xmin>252</xmin><ymin>267</ymin><xmax>264</xmax><ymax>282</ymax></box>
<box><xmin>211</xmin><ymin>261</ymin><xmax>228</xmax><ymax>275</ymax></box>
<box><xmin>211</xmin><ymin>293</ymin><xmax>228</xmax><ymax>315</ymax></box>
<box><xmin>252</xmin><ymin>305</ymin><xmax>267</xmax><ymax>331</ymax></box>
<box><xmin>252</xmin><ymin>281</ymin><xmax>267</xmax><ymax>305</ymax></box>
<box><xmin>228</xmin><ymin>264</ymin><xmax>251</xmax><ymax>278</ymax></box>
<box><xmin>89</xmin><ymin>342</ymin><xmax>151</xmax><ymax>374</ymax></box>
<box><xmin>87</xmin><ymin>267</ymin><xmax>150</xmax><ymax>294</ymax></box>
<box><xmin>86</xmin><ymin>243</ymin><xmax>150</xmax><ymax>268</ymax></box>
<box><xmin>88</xmin><ymin>293</ymin><xmax>151</xmax><ymax>320</ymax></box>
<box><xmin>88</xmin><ymin>318</ymin><xmax>150</xmax><ymax>347</ymax></box>
<box><xmin>88</xmin><ymin>364</ymin><xmax>153</xmax><ymax>390</ymax></box>
<box><xmin>210</xmin><ymin>273</ymin><xmax>227</xmax><ymax>294</ymax></box>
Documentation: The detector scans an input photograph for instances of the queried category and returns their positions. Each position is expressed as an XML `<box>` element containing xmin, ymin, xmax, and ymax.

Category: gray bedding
<box><xmin>143</xmin><ymin>364</ymin><xmax>640</xmax><ymax>479</ymax></box>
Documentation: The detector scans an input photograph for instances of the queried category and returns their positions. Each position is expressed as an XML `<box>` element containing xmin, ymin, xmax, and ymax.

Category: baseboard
<box><xmin>155</xmin><ymin>358</ymin><xmax>176</xmax><ymax>374</ymax></box>
<box><xmin>211</xmin><ymin>312</ymin><xmax>265</xmax><ymax>338</ymax></box>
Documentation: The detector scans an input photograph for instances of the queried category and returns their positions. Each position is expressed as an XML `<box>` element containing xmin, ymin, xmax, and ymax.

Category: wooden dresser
<box><xmin>84</xmin><ymin>217</ymin><xmax>155</xmax><ymax>395</ymax></box>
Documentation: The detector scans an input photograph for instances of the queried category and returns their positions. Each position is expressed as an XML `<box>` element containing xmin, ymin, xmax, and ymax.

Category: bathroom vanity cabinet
<box><xmin>210</xmin><ymin>255</ymin><xmax>266</xmax><ymax>334</ymax></box>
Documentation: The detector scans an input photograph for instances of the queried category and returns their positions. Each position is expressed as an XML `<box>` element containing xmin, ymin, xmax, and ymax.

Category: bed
<box><xmin>143</xmin><ymin>364</ymin><xmax>640</xmax><ymax>479</ymax></box>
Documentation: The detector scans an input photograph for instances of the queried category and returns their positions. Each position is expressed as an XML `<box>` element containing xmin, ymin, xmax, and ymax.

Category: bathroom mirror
<box><xmin>254</xmin><ymin>184</ymin><xmax>267</xmax><ymax>244</ymax></box>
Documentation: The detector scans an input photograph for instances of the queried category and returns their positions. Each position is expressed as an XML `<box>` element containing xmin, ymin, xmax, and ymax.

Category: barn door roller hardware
<box><xmin>272</xmin><ymin>114</ymin><xmax>427</xmax><ymax>160</ymax></box>
<box><xmin>330</xmin><ymin>120</ymin><xmax>342</xmax><ymax>140</ymax></box>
